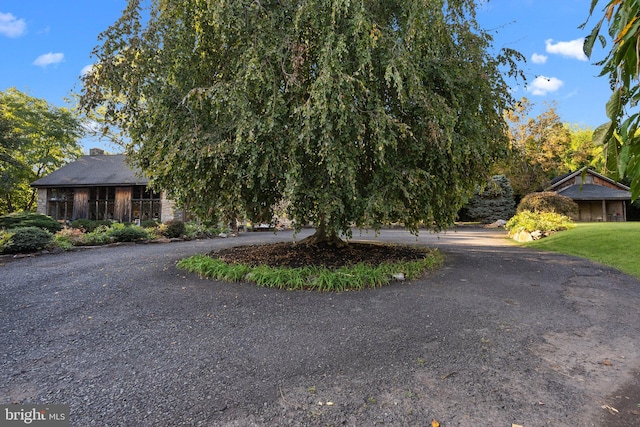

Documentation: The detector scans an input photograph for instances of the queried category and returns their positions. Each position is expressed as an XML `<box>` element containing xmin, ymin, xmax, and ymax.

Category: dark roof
<box><xmin>548</xmin><ymin>167</ymin><xmax>630</xmax><ymax>192</ymax></box>
<box><xmin>556</xmin><ymin>184</ymin><xmax>631</xmax><ymax>201</ymax></box>
<box><xmin>549</xmin><ymin>170</ymin><xmax>574</xmax><ymax>186</ymax></box>
<box><xmin>31</xmin><ymin>154</ymin><xmax>149</xmax><ymax>188</ymax></box>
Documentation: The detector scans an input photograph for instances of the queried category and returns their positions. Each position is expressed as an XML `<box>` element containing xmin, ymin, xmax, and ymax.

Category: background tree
<box><xmin>81</xmin><ymin>0</ymin><xmax>521</xmax><ymax>243</ymax></box>
<box><xmin>458</xmin><ymin>175</ymin><xmax>516</xmax><ymax>223</ymax></box>
<box><xmin>565</xmin><ymin>124</ymin><xmax>604</xmax><ymax>172</ymax></box>
<box><xmin>495</xmin><ymin>98</ymin><xmax>572</xmax><ymax>197</ymax></box>
<box><xmin>583</xmin><ymin>0</ymin><xmax>640</xmax><ymax>199</ymax></box>
<box><xmin>0</xmin><ymin>88</ymin><xmax>83</xmax><ymax>214</ymax></box>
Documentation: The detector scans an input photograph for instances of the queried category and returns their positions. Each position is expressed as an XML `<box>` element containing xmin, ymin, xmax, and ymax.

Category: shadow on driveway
<box><xmin>1</xmin><ymin>228</ymin><xmax>639</xmax><ymax>426</ymax></box>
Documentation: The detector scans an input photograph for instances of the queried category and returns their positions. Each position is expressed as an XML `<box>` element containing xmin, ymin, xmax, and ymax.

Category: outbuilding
<box><xmin>31</xmin><ymin>149</ymin><xmax>183</xmax><ymax>223</ymax></box>
<box><xmin>547</xmin><ymin>167</ymin><xmax>631</xmax><ymax>222</ymax></box>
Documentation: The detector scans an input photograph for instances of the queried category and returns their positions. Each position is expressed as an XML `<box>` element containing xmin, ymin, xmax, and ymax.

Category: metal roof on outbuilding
<box><xmin>31</xmin><ymin>154</ymin><xmax>149</xmax><ymax>188</ymax></box>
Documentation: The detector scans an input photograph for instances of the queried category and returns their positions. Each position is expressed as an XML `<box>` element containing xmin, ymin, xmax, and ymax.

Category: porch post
<box><xmin>602</xmin><ymin>200</ymin><xmax>607</xmax><ymax>222</ymax></box>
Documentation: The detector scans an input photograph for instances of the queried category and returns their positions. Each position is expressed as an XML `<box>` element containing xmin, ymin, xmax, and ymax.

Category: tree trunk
<box><xmin>5</xmin><ymin>193</ymin><xmax>14</xmax><ymax>213</ymax></box>
<box><xmin>25</xmin><ymin>188</ymin><xmax>37</xmax><ymax>212</ymax></box>
<box><xmin>299</xmin><ymin>220</ymin><xmax>347</xmax><ymax>247</ymax></box>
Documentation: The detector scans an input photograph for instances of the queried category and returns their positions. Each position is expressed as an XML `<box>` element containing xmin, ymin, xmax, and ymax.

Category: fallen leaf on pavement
<box><xmin>431</xmin><ymin>419</ymin><xmax>440</xmax><ymax>427</ymax></box>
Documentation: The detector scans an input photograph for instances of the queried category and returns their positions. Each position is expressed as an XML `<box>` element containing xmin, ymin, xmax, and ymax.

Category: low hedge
<box><xmin>109</xmin><ymin>226</ymin><xmax>150</xmax><ymax>242</ymax></box>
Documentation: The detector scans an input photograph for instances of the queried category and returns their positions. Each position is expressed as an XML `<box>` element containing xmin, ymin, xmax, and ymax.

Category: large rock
<box><xmin>512</xmin><ymin>230</ymin><xmax>533</xmax><ymax>242</ymax></box>
<box><xmin>485</xmin><ymin>219</ymin><xmax>507</xmax><ymax>229</ymax></box>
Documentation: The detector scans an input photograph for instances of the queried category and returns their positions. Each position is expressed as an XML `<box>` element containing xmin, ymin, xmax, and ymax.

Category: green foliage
<box><xmin>0</xmin><ymin>211</ymin><xmax>62</xmax><ymax>233</ymax></box>
<box><xmin>517</xmin><ymin>191</ymin><xmax>579</xmax><ymax>217</ymax></box>
<box><xmin>505</xmin><ymin>211</ymin><xmax>575</xmax><ymax>235</ymax></box>
<box><xmin>53</xmin><ymin>227</ymin><xmax>85</xmax><ymax>249</ymax></box>
<box><xmin>2</xmin><ymin>226</ymin><xmax>53</xmax><ymax>253</ymax></box>
<box><xmin>0</xmin><ymin>229</ymin><xmax>14</xmax><ymax>252</ymax></box>
<box><xmin>176</xmin><ymin>250</ymin><xmax>443</xmax><ymax>291</ymax></box>
<box><xmin>0</xmin><ymin>88</ymin><xmax>83</xmax><ymax>214</ymax></box>
<box><xmin>162</xmin><ymin>219</ymin><xmax>186</xmax><ymax>238</ymax></box>
<box><xmin>459</xmin><ymin>175</ymin><xmax>516</xmax><ymax>223</ymax></box>
<box><xmin>140</xmin><ymin>219</ymin><xmax>160</xmax><ymax>229</ymax></box>
<box><xmin>70</xmin><ymin>219</ymin><xmax>113</xmax><ymax>232</ymax></box>
<box><xmin>108</xmin><ymin>225</ymin><xmax>150</xmax><ymax>242</ymax></box>
<box><xmin>582</xmin><ymin>1</ymin><xmax>640</xmax><ymax>199</ymax></box>
<box><xmin>82</xmin><ymin>225</ymin><xmax>112</xmax><ymax>246</ymax></box>
<box><xmin>495</xmin><ymin>99</ymin><xmax>573</xmax><ymax>196</ymax></box>
<box><xmin>184</xmin><ymin>222</ymin><xmax>221</xmax><ymax>239</ymax></box>
<box><xmin>80</xmin><ymin>0</ymin><xmax>522</xmax><ymax>240</ymax></box>
<box><xmin>566</xmin><ymin>124</ymin><xmax>605</xmax><ymax>172</ymax></box>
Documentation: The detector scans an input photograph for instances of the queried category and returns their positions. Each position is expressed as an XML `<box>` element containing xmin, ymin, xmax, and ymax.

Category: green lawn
<box><xmin>524</xmin><ymin>222</ymin><xmax>640</xmax><ymax>280</ymax></box>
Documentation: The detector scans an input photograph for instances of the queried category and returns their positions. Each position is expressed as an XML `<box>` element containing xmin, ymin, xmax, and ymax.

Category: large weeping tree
<box><xmin>80</xmin><ymin>0</ymin><xmax>520</xmax><ymax>244</ymax></box>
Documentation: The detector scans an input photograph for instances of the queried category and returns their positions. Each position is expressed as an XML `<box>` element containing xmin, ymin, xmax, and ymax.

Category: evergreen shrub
<box><xmin>459</xmin><ymin>175</ymin><xmax>516</xmax><ymax>223</ymax></box>
<box><xmin>109</xmin><ymin>225</ymin><xmax>149</xmax><ymax>242</ymax></box>
<box><xmin>0</xmin><ymin>212</ymin><xmax>62</xmax><ymax>233</ymax></box>
<box><xmin>2</xmin><ymin>226</ymin><xmax>53</xmax><ymax>253</ymax></box>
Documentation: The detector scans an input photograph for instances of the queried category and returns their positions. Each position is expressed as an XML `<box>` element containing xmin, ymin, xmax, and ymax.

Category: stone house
<box><xmin>31</xmin><ymin>149</ymin><xmax>183</xmax><ymax>223</ymax></box>
<box><xmin>547</xmin><ymin>167</ymin><xmax>631</xmax><ymax>222</ymax></box>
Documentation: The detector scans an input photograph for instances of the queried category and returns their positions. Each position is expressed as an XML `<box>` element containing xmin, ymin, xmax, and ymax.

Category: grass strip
<box><xmin>176</xmin><ymin>249</ymin><xmax>443</xmax><ymax>291</ymax></box>
<box><xmin>524</xmin><ymin>222</ymin><xmax>640</xmax><ymax>280</ymax></box>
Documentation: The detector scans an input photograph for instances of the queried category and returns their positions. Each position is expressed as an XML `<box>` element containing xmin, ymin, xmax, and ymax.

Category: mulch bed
<box><xmin>211</xmin><ymin>241</ymin><xmax>431</xmax><ymax>269</ymax></box>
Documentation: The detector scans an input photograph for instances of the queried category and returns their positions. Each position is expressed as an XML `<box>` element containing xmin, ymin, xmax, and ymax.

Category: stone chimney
<box><xmin>89</xmin><ymin>148</ymin><xmax>106</xmax><ymax>156</ymax></box>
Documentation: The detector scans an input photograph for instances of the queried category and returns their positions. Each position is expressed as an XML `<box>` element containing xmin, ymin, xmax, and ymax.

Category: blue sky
<box><xmin>0</xmin><ymin>1</ymin><xmax>612</xmax><ymax>152</ymax></box>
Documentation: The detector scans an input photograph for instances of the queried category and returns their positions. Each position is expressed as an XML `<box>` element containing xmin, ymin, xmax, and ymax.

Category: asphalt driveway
<box><xmin>1</xmin><ymin>228</ymin><xmax>639</xmax><ymax>426</ymax></box>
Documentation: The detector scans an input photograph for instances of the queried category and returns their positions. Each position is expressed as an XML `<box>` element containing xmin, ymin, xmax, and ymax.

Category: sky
<box><xmin>0</xmin><ymin>0</ymin><xmax>613</xmax><ymax>153</ymax></box>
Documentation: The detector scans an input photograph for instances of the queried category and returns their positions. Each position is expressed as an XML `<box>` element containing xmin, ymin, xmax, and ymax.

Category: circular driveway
<box><xmin>1</xmin><ymin>228</ymin><xmax>639</xmax><ymax>426</ymax></box>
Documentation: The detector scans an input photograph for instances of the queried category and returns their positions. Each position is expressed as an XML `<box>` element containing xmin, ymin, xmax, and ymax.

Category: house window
<box><xmin>131</xmin><ymin>186</ymin><xmax>161</xmax><ymax>222</ymax></box>
<box><xmin>88</xmin><ymin>187</ymin><xmax>116</xmax><ymax>220</ymax></box>
<box><xmin>47</xmin><ymin>188</ymin><xmax>74</xmax><ymax>222</ymax></box>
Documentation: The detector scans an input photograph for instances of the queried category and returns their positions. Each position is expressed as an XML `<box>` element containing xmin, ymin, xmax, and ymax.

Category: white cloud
<box><xmin>0</xmin><ymin>12</ymin><xmax>26</xmax><ymax>38</ymax></box>
<box><xmin>526</xmin><ymin>75</ymin><xmax>563</xmax><ymax>96</ymax></box>
<box><xmin>545</xmin><ymin>38</ymin><xmax>588</xmax><ymax>61</ymax></box>
<box><xmin>33</xmin><ymin>52</ymin><xmax>64</xmax><ymax>67</ymax></box>
<box><xmin>531</xmin><ymin>53</ymin><xmax>548</xmax><ymax>64</ymax></box>
<box><xmin>80</xmin><ymin>64</ymin><xmax>94</xmax><ymax>76</ymax></box>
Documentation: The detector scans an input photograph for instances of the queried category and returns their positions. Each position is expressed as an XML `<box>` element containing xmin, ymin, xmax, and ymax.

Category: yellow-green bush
<box><xmin>506</xmin><ymin>210</ymin><xmax>575</xmax><ymax>235</ymax></box>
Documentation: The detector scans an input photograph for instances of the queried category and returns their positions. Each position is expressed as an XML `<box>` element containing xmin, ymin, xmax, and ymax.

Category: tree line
<box><xmin>2</xmin><ymin>0</ymin><xmax>639</xmax><ymax>238</ymax></box>
<box><xmin>0</xmin><ymin>85</ymin><xmax>610</xmax><ymax>219</ymax></box>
